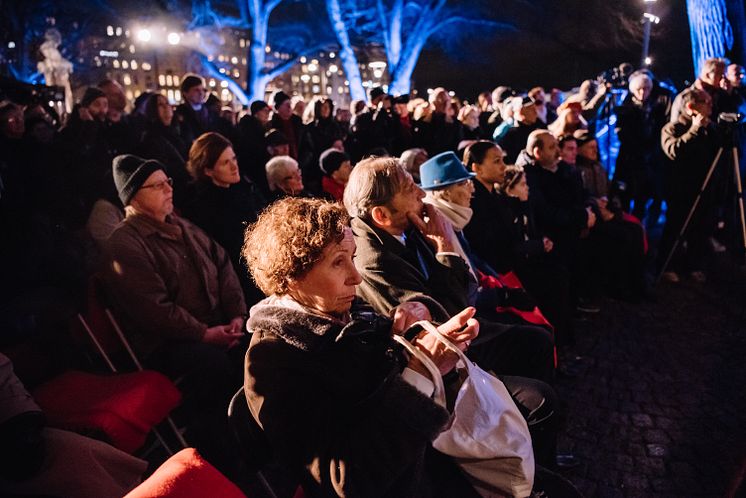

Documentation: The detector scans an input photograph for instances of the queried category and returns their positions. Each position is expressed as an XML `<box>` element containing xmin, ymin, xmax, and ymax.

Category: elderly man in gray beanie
<box><xmin>103</xmin><ymin>153</ymin><xmax>247</xmax><ymax>471</ymax></box>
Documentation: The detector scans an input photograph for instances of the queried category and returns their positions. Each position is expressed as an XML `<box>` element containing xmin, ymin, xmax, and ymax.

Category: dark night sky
<box><xmin>412</xmin><ymin>0</ymin><xmax>696</xmax><ymax>100</ymax></box>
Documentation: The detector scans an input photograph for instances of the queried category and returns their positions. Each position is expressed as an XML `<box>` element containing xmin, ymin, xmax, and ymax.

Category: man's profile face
<box><xmin>702</xmin><ymin>65</ymin><xmax>725</xmax><ymax>88</ymax></box>
<box><xmin>560</xmin><ymin>140</ymin><xmax>578</xmax><ymax>165</ymax></box>
<box><xmin>727</xmin><ymin>64</ymin><xmax>745</xmax><ymax>87</ymax></box>
<box><xmin>130</xmin><ymin>170</ymin><xmax>174</xmax><ymax>220</ymax></box>
<box><xmin>386</xmin><ymin>172</ymin><xmax>425</xmax><ymax>234</ymax></box>
<box><xmin>535</xmin><ymin>133</ymin><xmax>560</xmax><ymax>168</ymax></box>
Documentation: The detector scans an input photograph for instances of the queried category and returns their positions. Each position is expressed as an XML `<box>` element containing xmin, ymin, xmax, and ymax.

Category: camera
<box><xmin>718</xmin><ymin>112</ymin><xmax>743</xmax><ymax>124</ymax></box>
<box><xmin>596</xmin><ymin>63</ymin><xmax>634</xmax><ymax>90</ymax></box>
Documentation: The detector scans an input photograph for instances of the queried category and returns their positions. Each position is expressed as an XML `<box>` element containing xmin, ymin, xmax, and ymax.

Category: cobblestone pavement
<box><xmin>556</xmin><ymin>257</ymin><xmax>746</xmax><ymax>497</ymax></box>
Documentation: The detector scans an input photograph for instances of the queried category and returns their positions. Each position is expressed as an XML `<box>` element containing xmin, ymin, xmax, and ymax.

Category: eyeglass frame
<box><xmin>140</xmin><ymin>177</ymin><xmax>174</xmax><ymax>191</ymax></box>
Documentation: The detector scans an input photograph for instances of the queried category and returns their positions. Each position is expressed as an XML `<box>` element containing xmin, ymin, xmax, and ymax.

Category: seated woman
<box><xmin>181</xmin><ymin>132</ymin><xmax>267</xmax><ymax>305</ymax></box>
<box><xmin>498</xmin><ymin>166</ymin><xmax>574</xmax><ymax>348</ymax></box>
<box><xmin>242</xmin><ymin>197</ymin><xmax>482</xmax><ymax>498</ymax></box>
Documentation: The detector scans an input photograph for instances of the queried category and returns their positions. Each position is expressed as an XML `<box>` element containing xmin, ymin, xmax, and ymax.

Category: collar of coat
<box><xmin>124</xmin><ymin>212</ymin><xmax>183</xmax><ymax>241</ymax></box>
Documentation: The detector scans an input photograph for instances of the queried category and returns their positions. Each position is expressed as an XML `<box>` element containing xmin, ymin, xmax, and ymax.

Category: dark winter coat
<box><xmin>245</xmin><ymin>299</ymin><xmax>474</xmax><ymax>498</ymax></box>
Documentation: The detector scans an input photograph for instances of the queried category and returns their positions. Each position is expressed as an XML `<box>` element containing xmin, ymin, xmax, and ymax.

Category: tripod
<box><xmin>656</xmin><ymin>141</ymin><xmax>746</xmax><ymax>283</ymax></box>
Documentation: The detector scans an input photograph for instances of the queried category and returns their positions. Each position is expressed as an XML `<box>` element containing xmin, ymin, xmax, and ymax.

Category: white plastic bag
<box><xmin>394</xmin><ymin>321</ymin><xmax>535</xmax><ymax>498</ymax></box>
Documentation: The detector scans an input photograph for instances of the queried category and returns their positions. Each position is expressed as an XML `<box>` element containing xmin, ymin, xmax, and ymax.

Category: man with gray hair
<box><xmin>344</xmin><ymin>156</ymin><xmax>554</xmax><ymax>383</ymax></box>
<box><xmin>344</xmin><ymin>155</ymin><xmax>571</xmax><ymax>470</ymax></box>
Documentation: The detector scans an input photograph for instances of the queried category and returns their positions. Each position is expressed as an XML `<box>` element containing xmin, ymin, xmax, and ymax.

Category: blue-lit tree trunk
<box><xmin>686</xmin><ymin>0</ymin><xmax>733</xmax><ymax>76</ymax></box>
<box><xmin>726</xmin><ymin>0</ymin><xmax>746</xmax><ymax>66</ymax></box>
<box><xmin>326</xmin><ymin>0</ymin><xmax>366</xmax><ymax>101</ymax></box>
<box><xmin>377</xmin><ymin>0</ymin><xmax>505</xmax><ymax>95</ymax></box>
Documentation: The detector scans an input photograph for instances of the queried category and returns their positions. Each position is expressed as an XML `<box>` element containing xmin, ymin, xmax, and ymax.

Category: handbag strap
<box><xmin>392</xmin><ymin>334</ymin><xmax>446</xmax><ymax>407</ymax></box>
<box><xmin>412</xmin><ymin>320</ymin><xmax>473</xmax><ymax>369</ymax></box>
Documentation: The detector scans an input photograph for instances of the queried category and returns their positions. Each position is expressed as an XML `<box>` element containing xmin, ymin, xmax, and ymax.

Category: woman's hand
<box><xmin>409</xmin><ymin>307</ymin><xmax>479</xmax><ymax>376</ymax></box>
<box><xmin>391</xmin><ymin>302</ymin><xmax>432</xmax><ymax>336</ymax></box>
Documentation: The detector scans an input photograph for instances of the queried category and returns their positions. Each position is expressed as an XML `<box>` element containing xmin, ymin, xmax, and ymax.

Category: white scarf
<box><xmin>423</xmin><ymin>194</ymin><xmax>473</xmax><ymax>230</ymax></box>
<box><xmin>423</xmin><ymin>194</ymin><xmax>477</xmax><ymax>280</ymax></box>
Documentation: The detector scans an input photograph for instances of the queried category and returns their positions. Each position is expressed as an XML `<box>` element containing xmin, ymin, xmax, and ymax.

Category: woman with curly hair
<box><xmin>242</xmin><ymin>197</ymin><xmax>482</xmax><ymax>498</ymax></box>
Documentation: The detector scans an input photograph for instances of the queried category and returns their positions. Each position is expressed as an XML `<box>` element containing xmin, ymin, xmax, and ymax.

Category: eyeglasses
<box><xmin>140</xmin><ymin>177</ymin><xmax>173</xmax><ymax>191</ymax></box>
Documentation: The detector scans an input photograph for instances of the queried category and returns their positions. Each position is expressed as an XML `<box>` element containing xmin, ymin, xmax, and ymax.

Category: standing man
<box><xmin>174</xmin><ymin>74</ymin><xmax>211</xmax><ymax>147</ymax></box>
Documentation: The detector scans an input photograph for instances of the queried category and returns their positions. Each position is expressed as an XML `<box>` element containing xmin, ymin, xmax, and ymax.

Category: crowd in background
<box><xmin>1</xmin><ymin>55</ymin><xmax>745</xmax><ymax>495</ymax></box>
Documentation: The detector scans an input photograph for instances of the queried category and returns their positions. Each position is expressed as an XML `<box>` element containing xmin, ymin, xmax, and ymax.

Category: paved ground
<box><xmin>556</xmin><ymin>255</ymin><xmax>746</xmax><ymax>497</ymax></box>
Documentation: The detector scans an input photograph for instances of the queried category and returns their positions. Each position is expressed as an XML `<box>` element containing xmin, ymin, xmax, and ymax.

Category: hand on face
<box><xmin>407</xmin><ymin>203</ymin><xmax>455</xmax><ymax>253</ymax></box>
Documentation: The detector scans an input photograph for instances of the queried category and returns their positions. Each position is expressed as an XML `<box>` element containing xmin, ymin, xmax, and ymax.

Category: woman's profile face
<box><xmin>445</xmin><ymin>179</ymin><xmax>474</xmax><ymax>208</ymax></box>
<box><xmin>287</xmin><ymin>228</ymin><xmax>362</xmax><ymax>316</ymax></box>
<box><xmin>157</xmin><ymin>96</ymin><xmax>173</xmax><ymax>126</ymax></box>
<box><xmin>508</xmin><ymin>176</ymin><xmax>529</xmax><ymax>202</ymax></box>
<box><xmin>206</xmin><ymin>146</ymin><xmax>240</xmax><ymax>187</ymax></box>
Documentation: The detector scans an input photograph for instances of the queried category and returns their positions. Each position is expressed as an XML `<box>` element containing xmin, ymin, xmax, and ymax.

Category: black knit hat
<box><xmin>180</xmin><ymin>74</ymin><xmax>205</xmax><ymax>94</ymax></box>
<box><xmin>81</xmin><ymin>87</ymin><xmax>107</xmax><ymax>107</ymax></box>
<box><xmin>368</xmin><ymin>86</ymin><xmax>386</xmax><ymax>102</ymax></box>
<box><xmin>271</xmin><ymin>91</ymin><xmax>291</xmax><ymax>109</ymax></box>
<box><xmin>319</xmin><ymin>148</ymin><xmax>350</xmax><ymax>176</ymax></box>
<box><xmin>265</xmin><ymin>128</ymin><xmax>289</xmax><ymax>147</ymax></box>
<box><xmin>112</xmin><ymin>154</ymin><xmax>166</xmax><ymax>206</ymax></box>
<box><xmin>250</xmin><ymin>100</ymin><xmax>269</xmax><ymax>114</ymax></box>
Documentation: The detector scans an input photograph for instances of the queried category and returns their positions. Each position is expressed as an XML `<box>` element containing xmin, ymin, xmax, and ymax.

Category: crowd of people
<box><xmin>1</xmin><ymin>55</ymin><xmax>744</xmax><ymax>497</ymax></box>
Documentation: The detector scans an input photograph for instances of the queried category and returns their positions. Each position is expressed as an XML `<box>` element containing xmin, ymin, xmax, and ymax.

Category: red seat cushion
<box><xmin>33</xmin><ymin>370</ymin><xmax>181</xmax><ymax>453</ymax></box>
<box><xmin>124</xmin><ymin>448</ymin><xmax>246</xmax><ymax>498</ymax></box>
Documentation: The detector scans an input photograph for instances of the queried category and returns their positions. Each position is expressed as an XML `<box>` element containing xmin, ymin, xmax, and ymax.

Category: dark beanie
<box><xmin>319</xmin><ymin>148</ymin><xmax>350</xmax><ymax>176</ymax></box>
<box><xmin>368</xmin><ymin>86</ymin><xmax>385</xmax><ymax>102</ymax></box>
<box><xmin>180</xmin><ymin>74</ymin><xmax>204</xmax><ymax>94</ymax></box>
<box><xmin>573</xmin><ymin>129</ymin><xmax>594</xmax><ymax>146</ymax></box>
<box><xmin>250</xmin><ymin>100</ymin><xmax>269</xmax><ymax>114</ymax></box>
<box><xmin>81</xmin><ymin>87</ymin><xmax>107</xmax><ymax>107</ymax></box>
<box><xmin>265</xmin><ymin>128</ymin><xmax>289</xmax><ymax>147</ymax></box>
<box><xmin>112</xmin><ymin>154</ymin><xmax>166</xmax><ymax>206</ymax></box>
<box><xmin>271</xmin><ymin>91</ymin><xmax>291</xmax><ymax>109</ymax></box>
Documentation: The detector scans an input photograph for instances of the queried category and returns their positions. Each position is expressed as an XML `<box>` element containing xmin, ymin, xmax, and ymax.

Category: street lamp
<box><xmin>136</xmin><ymin>28</ymin><xmax>152</xmax><ymax>43</ymax></box>
<box><xmin>167</xmin><ymin>32</ymin><xmax>181</xmax><ymax>45</ymax></box>
<box><xmin>641</xmin><ymin>1</ymin><xmax>660</xmax><ymax>68</ymax></box>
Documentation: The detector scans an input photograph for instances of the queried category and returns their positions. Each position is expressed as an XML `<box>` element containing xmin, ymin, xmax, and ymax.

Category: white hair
<box><xmin>266</xmin><ymin>156</ymin><xmax>299</xmax><ymax>191</ymax></box>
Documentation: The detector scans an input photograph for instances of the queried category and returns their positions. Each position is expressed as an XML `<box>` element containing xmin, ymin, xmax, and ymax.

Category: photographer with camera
<box><xmin>658</xmin><ymin>87</ymin><xmax>720</xmax><ymax>283</ymax></box>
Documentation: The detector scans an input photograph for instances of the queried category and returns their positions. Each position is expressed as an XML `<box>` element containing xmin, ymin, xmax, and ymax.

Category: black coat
<box><xmin>497</xmin><ymin>122</ymin><xmax>540</xmax><ymax>164</ymax></box>
<box><xmin>181</xmin><ymin>180</ymin><xmax>267</xmax><ymax>305</ymax></box>
<box><xmin>463</xmin><ymin>180</ymin><xmax>515</xmax><ymax>274</ymax></box>
<box><xmin>245</xmin><ymin>301</ymin><xmax>478</xmax><ymax>498</ymax></box>
<box><xmin>137</xmin><ymin>123</ymin><xmax>190</xmax><ymax>208</ymax></box>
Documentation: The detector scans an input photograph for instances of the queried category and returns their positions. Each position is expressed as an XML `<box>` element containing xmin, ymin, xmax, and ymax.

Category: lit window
<box><xmin>159</xmin><ymin>74</ymin><xmax>166</xmax><ymax>86</ymax></box>
<box><xmin>107</xmin><ymin>26</ymin><xmax>114</xmax><ymax>36</ymax></box>
<box><xmin>328</xmin><ymin>64</ymin><xmax>338</xmax><ymax>73</ymax></box>
<box><xmin>175</xmin><ymin>90</ymin><xmax>181</xmax><ymax>102</ymax></box>
<box><xmin>300</xmin><ymin>74</ymin><xmax>310</xmax><ymax>83</ymax></box>
<box><xmin>219</xmin><ymin>68</ymin><xmax>226</xmax><ymax>74</ymax></box>
<box><xmin>209</xmin><ymin>79</ymin><xmax>216</xmax><ymax>87</ymax></box>
<box><xmin>231</xmin><ymin>56</ymin><xmax>238</xmax><ymax>64</ymax></box>
<box><xmin>373</xmin><ymin>69</ymin><xmax>383</xmax><ymax>79</ymax></box>
<box><xmin>338</xmin><ymin>86</ymin><xmax>344</xmax><ymax>94</ymax></box>
<box><xmin>311</xmin><ymin>59</ymin><xmax>319</xmax><ymax>65</ymax></box>
<box><xmin>113</xmin><ymin>60</ymin><xmax>120</xmax><ymax>68</ymax></box>
<box><xmin>218</xmin><ymin>55</ymin><xmax>225</xmax><ymax>62</ymax></box>
<box><xmin>123</xmin><ymin>74</ymin><xmax>132</xmax><ymax>85</ymax></box>
<box><xmin>131</xmin><ymin>60</ymin><xmax>138</xmax><ymax>70</ymax></box>
<box><xmin>135</xmin><ymin>89</ymin><xmax>141</xmax><ymax>98</ymax></box>
<box><xmin>329</xmin><ymin>52</ymin><xmax>335</xmax><ymax>59</ymax></box>
<box><xmin>239</xmin><ymin>39</ymin><xmax>245</xmax><ymax>48</ymax></box>
<box><xmin>129</xmin><ymin>45</ymin><xmax>135</xmax><ymax>54</ymax></box>
<box><xmin>115</xmin><ymin>27</ymin><xmax>122</xmax><ymax>36</ymax></box>
<box><xmin>122</xmin><ymin>60</ymin><xmax>129</xmax><ymax>69</ymax></box>
<box><xmin>142</xmin><ymin>62</ymin><xmax>152</xmax><ymax>71</ymax></box>
<box><xmin>126</xmin><ymin>90</ymin><xmax>134</xmax><ymax>100</ymax></box>
<box><xmin>326</xmin><ymin>86</ymin><xmax>332</xmax><ymax>94</ymax></box>
<box><xmin>307</xmin><ymin>63</ymin><xmax>318</xmax><ymax>72</ymax></box>
<box><xmin>174</xmin><ymin>75</ymin><xmax>180</xmax><ymax>86</ymax></box>
<box><xmin>265</xmin><ymin>45</ymin><xmax>271</xmax><ymax>53</ymax></box>
<box><xmin>125</xmin><ymin>30</ymin><xmax>130</xmax><ymax>38</ymax></box>
<box><xmin>241</xmin><ymin>58</ymin><xmax>246</xmax><ymax>65</ymax></box>
<box><xmin>312</xmin><ymin>75</ymin><xmax>320</xmax><ymax>84</ymax></box>
<box><xmin>220</xmin><ymin>81</ymin><xmax>228</xmax><ymax>88</ymax></box>
<box><xmin>167</xmin><ymin>89</ymin><xmax>174</xmax><ymax>103</ymax></box>
<box><xmin>300</xmin><ymin>56</ymin><xmax>307</xmax><ymax>63</ymax></box>
<box><xmin>312</xmin><ymin>85</ymin><xmax>320</xmax><ymax>94</ymax></box>
<box><xmin>166</xmin><ymin>75</ymin><xmax>173</xmax><ymax>86</ymax></box>
<box><xmin>233</xmin><ymin>70</ymin><xmax>239</xmax><ymax>78</ymax></box>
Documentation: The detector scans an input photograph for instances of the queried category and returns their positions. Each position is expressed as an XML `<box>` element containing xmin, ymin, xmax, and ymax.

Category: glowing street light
<box><xmin>645</xmin><ymin>56</ymin><xmax>653</xmax><ymax>65</ymax></box>
<box><xmin>641</xmin><ymin>1</ymin><xmax>660</xmax><ymax>67</ymax></box>
<box><xmin>136</xmin><ymin>28</ymin><xmax>152</xmax><ymax>43</ymax></box>
<box><xmin>167</xmin><ymin>32</ymin><xmax>181</xmax><ymax>45</ymax></box>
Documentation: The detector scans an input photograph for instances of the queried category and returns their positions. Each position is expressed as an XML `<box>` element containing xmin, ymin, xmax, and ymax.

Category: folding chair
<box><xmin>74</xmin><ymin>274</ymin><xmax>188</xmax><ymax>454</ymax></box>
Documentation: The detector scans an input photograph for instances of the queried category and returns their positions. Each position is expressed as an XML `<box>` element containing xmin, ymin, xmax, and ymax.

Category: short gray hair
<box><xmin>266</xmin><ymin>155</ymin><xmax>298</xmax><ymax>191</ymax></box>
<box><xmin>343</xmin><ymin>157</ymin><xmax>409</xmax><ymax>220</ymax></box>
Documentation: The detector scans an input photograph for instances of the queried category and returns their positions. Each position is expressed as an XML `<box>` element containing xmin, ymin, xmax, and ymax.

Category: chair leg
<box><xmin>152</xmin><ymin>427</ymin><xmax>175</xmax><ymax>456</ymax></box>
<box><xmin>166</xmin><ymin>416</ymin><xmax>189</xmax><ymax>449</ymax></box>
<box><xmin>256</xmin><ymin>470</ymin><xmax>280</xmax><ymax>498</ymax></box>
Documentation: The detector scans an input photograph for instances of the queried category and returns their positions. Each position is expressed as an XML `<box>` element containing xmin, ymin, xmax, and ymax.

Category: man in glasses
<box><xmin>103</xmin><ymin>154</ymin><xmax>247</xmax><ymax>471</ymax></box>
